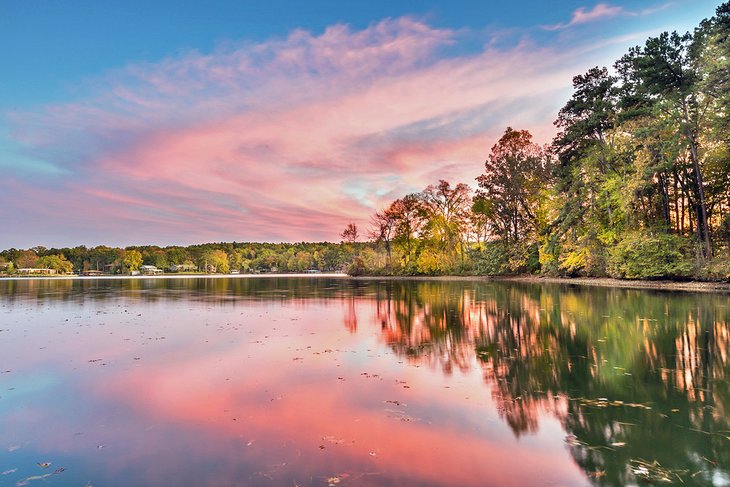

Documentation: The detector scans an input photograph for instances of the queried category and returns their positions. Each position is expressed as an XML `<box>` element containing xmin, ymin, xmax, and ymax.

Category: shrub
<box><xmin>607</xmin><ymin>231</ymin><xmax>692</xmax><ymax>279</ymax></box>
<box><xmin>471</xmin><ymin>241</ymin><xmax>510</xmax><ymax>275</ymax></box>
<box><xmin>415</xmin><ymin>247</ymin><xmax>442</xmax><ymax>275</ymax></box>
<box><xmin>345</xmin><ymin>256</ymin><xmax>366</xmax><ymax>276</ymax></box>
<box><xmin>557</xmin><ymin>237</ymin><xmax>607</xmax><ymax>277</ymax></box>
<box><xmin>697</xmin><ymin>251</ymin><xmax>730</xmax><ymax>281</ymax></box>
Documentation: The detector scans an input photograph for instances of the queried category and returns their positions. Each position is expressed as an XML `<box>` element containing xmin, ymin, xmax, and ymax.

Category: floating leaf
<box><xmin>630</xmin><ymin>459</ymin><xmax>687</xmax><ymax>483</ymax></box>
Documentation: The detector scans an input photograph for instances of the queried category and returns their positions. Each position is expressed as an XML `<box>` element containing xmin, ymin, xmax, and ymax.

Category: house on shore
<box><xmin>139</xmin><ymin>265</ymin><xmax>163</xmax><ymax>275</ymax></box>
<box><xmin>18</xmin><ymin>268</ymin><xmax>58</xmax><ymax>275</ymax></box>
<box><xmin>82</xmin><ymin>270</ymin><xmax>105</xmax><ymax>276</ymax></box>
<box><xmin>169</xmin><ymin>263</ymin><xmax>197</xmax><ymax>272</ymax></box>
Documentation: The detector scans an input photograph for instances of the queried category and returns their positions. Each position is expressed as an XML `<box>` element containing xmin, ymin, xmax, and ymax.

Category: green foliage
<box><xmin>607</xmin><ymin>231</ymin><xmax>692</xmax><ymax>279</ymax></box>
<box><xmin>558</xmin><ymin>246</ymin><xmax>588</xmax><ymax>275</ymax></box>
<box><xmin>37</xmin><ymin>254</ymin><xmax>73</xmax><ymax>274</ymax></box>
<box><xmin>471</xmin><ymin>241</ymin><xmax>510</xmax><ymax>275</ymax></box>
<box><xmin>200</xmin><ymin>249</ymin><xmax>230</xmax><ymax>274</ymax></box>
<box><xmin>415</xmin><ymin>247</ymin><xmax>442</xmax><ymax>275</ymax></box>
<box><xmin>345</xmin><ymin>256</ymin><xmax>365</xmax><ymax>276</ymax></box>
<box><xmin>697</xmin><ymin>250</ymin><xmax>730</xmax><ymax>281</ymax></box>
<box><xmin>123</xmin><ymin>250</ymin><xmax>143</xmax><ymax>272</ymax></box>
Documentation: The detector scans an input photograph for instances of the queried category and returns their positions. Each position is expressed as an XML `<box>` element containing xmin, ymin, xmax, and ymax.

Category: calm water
<box><xmin>0</xmin><ymin>277</ymin><xmax>728</xmax><ymax>486</ymax></box>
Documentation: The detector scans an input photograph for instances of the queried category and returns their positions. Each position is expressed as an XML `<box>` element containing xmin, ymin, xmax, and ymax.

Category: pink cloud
<box><xmin>543</xmin><ymin>2</ymin><xmax>674</xmax><ymax>31</ymax></box>
<box><xmin>543</xmin><ymin>3</ymin><xmax>625</xmax><ymax>30</ymax></box>
<box><xmin>4</xmin><ymin>16</ymin><xmax>634</xmax><ymax>247</ymax></box>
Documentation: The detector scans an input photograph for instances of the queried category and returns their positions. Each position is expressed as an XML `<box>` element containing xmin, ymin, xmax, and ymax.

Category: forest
<box><xmin>1</xmin><ymin>3</ymin><xmax>729</xmax><ymax>280</ymax></box>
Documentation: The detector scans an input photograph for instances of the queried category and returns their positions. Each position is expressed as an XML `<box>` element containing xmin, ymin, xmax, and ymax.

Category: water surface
<box><xmin>0</xmin><ymin>277</ymin><xmax>728</xmax><ymax>486</ymax></box>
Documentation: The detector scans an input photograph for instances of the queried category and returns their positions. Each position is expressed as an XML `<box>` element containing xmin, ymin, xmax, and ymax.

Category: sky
<box><xmin>0</xmin><ymin>0</ymin><xmax>722</xmax><ymax>249</ymax></box>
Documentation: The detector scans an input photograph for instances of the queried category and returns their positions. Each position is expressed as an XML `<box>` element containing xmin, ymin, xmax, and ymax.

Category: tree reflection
<box><xmin>369</xmin><ymin>281</ymin><xmax>730</xmax><ymax>486</ymax></box>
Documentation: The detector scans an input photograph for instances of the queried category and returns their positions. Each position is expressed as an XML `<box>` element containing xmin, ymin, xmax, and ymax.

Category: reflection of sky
<box><xmin>0</xmin><ymin>286</ymin><xmax>587</xmax><ymax>486</ymax></box>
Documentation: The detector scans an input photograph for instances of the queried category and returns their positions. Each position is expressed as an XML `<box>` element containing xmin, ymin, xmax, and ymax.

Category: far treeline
<box><xmin>1</xmin><ymin>4</ymin><xmax>729</xmax><ymax>281</ymax></box>
<box><xmin>0</xmin><ymin>242</ymin><xmax>353</xmax><ymax>276</ymax></box>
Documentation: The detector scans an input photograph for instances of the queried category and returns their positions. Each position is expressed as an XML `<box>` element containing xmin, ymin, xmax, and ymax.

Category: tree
<box><xmin>555</xmin><ymin>66</ymin><xmax>617</xmax><ymax>154</ymax></box>
<box><xmin>388</xmin><ymin>194</ymin><xmax>427</xmax><ymax>266</ymax></box>
<box><xmin>554</xmin><ymin>66</ymin><xmax>619</xmax><ymax>225</ymax></box>
<box><xmin>340</xmin><ymin>223</ymin><xmax>359</xmax><ymax>244</ymax></box>
<box><xmin>200</xmin><ymin>249</ymin><xmax>229</xmax><ymax>273</ymax></box>
<box><xmin>14</xmin><ymin>250</ymin><xmax>39</xmax><ymax>269</ymax></box>
<box><xmin>420</xmin><ymin>180</ymin><xmax>472</xmax><ymax>251</ymax></box>
<box><xmin>475</xmin><ymin>128</ymin><xmax>550</xmax><ymax>245</ymax></box>
<box><xmin>370</xmin><ymin>208</ymin><xmax>397</xmax><ymax>267</ymax></box>
<box><xmin>615</xmin><ymin>31</ymin><xmax>712</xmax><ymax>257</ymax></box>
<box><xmin>37</xmin><ymin>254</ymin><xmax>74</xmax><ymax>274</ymax></box>
<box><xmin>123</xmin><ymin>250</ymin><xmax>143</xmax><ymax>272</ymax></box>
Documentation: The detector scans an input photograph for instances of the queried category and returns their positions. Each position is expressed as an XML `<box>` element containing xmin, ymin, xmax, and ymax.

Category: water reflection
<box><xmin>366</xmin><ymin>280</ymin><xmax>730</xmax><ymax>485</ymax></box>
<box><xmin>0</xmin><ymin>277</ymin><xmax>728</xmax><ymax>486</ymax></box>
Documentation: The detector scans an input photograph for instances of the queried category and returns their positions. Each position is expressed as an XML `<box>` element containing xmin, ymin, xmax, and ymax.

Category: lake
<box><xmin>0</xmin><ymin>276</ymin><xmax>728</xmax><ymax>486</ymax></box>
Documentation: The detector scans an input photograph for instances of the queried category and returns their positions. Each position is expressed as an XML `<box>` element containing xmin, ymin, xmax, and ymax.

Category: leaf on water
<box><xmin>564</xmin><ymin>435</ymin><xmax>586</xmax><ymax>447</ymax></box>
<box><xmin>326</xmin><ymin>473</ymin><xmax>350</xmax><ymax>486</ymax></box>
<box><xmin>630</xmin><ymin>459</ymin><xmax>688</xmax><ymax>484</ymax></box>
<box><xmin>36</xmin><ymin>463</ymin><xmax>51</xmax><ymax>469</ymax></box>
<box><xmin>577</xmin><ymin>397</ymin><xmax>653</xmax><ymax>410</ymax></box>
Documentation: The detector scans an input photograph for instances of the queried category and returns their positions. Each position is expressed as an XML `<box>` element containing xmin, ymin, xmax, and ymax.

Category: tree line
<box><xmin>0</xmin><ymin>242</ymin><xmax>355</xmax><ymax>275</ymax></box>
<box><xmin>1</xmin><ymin>3</ymin><xmax>729</xmax><ymax>280</ymax></box>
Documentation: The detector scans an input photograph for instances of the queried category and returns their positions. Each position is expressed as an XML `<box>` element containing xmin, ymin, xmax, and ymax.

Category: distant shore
<box><xmin>0</xmin><ymin>272</ymin><xmax>348</xmax><ymax>281</ymax></box>
<box><xmin>2</xmin><ymin>272</ymin><xmax>729</xmax><ymax>294</ymax></box>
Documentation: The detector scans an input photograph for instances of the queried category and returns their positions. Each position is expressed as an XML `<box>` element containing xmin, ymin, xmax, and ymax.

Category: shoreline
<box><xmin>352</xmin><ymin>274</ymin><xmax>730</xmax><ymax>294</ymax></box>
<box><xmin>0</xmin><ymin>272</ymin><xmax>349</xmax><ymax>281</ymax></box>
<box><xmin>1</xmin><ymin>272</ymin><xmax>729</xmax><ymax>294</ymax></box>
<box><xmin>492</xmin><ymin>275</ymin><xmax>730</xmax><ymax>294</ymax></box>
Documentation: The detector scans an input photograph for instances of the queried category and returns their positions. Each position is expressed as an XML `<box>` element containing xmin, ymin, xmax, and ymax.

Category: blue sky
<box><xmin>0</xmin><ymin>0</ymin><xmax>723</xmax><ymax>248</ymax></box>
<box><xmin>1</xmin><ymin>1</ymin><xmax>718</xmax><ymax>106</ymax></box>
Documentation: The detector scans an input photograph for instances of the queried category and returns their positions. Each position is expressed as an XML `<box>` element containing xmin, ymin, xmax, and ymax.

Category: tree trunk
<box><xmin>672</xmin><ymin>171</ymin><xmax>681</xmax><ymax>233</ymax></box>
<box><xmin>682</xmin><ymin>98</ymin><xmax>712</xmax><ymax>258</ymax></box>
